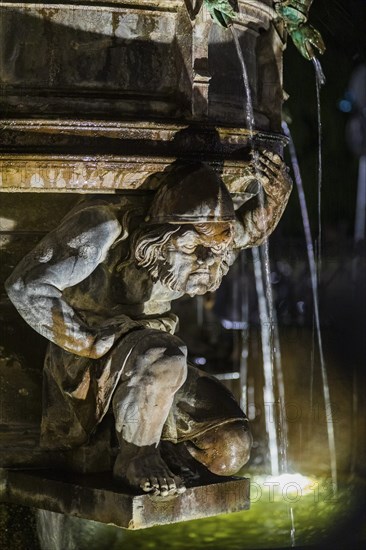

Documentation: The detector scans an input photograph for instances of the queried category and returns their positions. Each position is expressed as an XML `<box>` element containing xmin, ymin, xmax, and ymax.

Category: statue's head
<box><xmin>132</xmin><ymin>164</ymin><xmax>236</xmax><ymax>296</ymax></box>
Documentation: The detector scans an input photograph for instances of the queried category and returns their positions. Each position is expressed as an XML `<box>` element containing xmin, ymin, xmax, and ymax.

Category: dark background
<box><xmin>281</xmin><ymin>0</ymin><xmax>366</xmax><ymax>236</ymax></box>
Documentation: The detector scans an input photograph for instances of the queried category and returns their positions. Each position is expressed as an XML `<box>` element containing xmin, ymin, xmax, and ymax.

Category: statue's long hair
<box><xmin>133</xmin><ymin>223</ymin><xmax>181</xmax><ymax>287</ymax></box>
<box><xmin>116</xmin><ymin>220</ymin><xmax>179</xmax><ymax>274</ymax></box>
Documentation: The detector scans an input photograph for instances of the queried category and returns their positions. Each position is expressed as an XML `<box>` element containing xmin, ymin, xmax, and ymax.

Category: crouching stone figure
<box><xmin>6</xmin><ymin>151</ymin><xmax>292</xmax><ymax>496</ymax></box>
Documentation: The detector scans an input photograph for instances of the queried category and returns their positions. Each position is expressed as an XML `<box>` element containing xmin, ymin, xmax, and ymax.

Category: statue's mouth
<box><xmin>192</xmin><ymin>269</ymin><xmax>210</xmax><ymax>275</ymax></box>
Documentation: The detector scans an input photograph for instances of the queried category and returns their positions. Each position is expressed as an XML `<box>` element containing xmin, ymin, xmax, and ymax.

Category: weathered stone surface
<box><xmin>0</xmin><ymin>124</ymin><xmax>286</xmax><ymax>192</ymax></box>
<box><xmin>0</xmin><ymin>469</ymin><xmax>250</xmax><ymax>529</ymax></box>
<box><xmin>0</xmin><ymin>1</ymin><xmax>286</xmax><ymax>199</ymax></box>
<box><xmin>0</xmin><ymin>1</ymin><xmax>284</xmax><ymax>129</ymax></box>
<box><xmin>0</xmin><ymin>155</ymin><xmax>264</xmax><ymax>192</ymax></box>
<box><xmin>0</xmin><ymin>0</ymin><xmax>286</xmax><ymax>521</ymax></box>
<box><xmin>0</xmin><ymin>306</ymin><xmax>117</xmax><ymax>472</ymax></box>
<box><xmin>0</xmin><ymin>1</ymin><xmax>191</xmax><ymax>119</ymax></box>
<box><xmin>0</xmin><ymin>120</ymin><xmax>266</xmax><ymax>154</ymax></box>
<box><xmin>0</xmin><ymin>234</ymin><xmax>48</xmax><ymax>285</ymax></box>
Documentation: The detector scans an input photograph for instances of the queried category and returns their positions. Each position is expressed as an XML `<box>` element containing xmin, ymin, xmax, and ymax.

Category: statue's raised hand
<box><xmin>252</xmin><ymin>150</ymin><xmax>292</xmax><ymax>200</ymax></box>
<box><xmin>204</xmin><ymin>0</ymin><xmax>236</xmax><ymax>28</ymax></box>
<box><xmin>234</xmin><ymin>150</ymin><xmax>292</xmax><ymax>248</ymax></box>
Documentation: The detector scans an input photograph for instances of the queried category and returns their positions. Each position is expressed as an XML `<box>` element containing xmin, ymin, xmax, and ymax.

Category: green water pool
<box><xmin>2</xmin><ymin>474</ymin><xmax>364</xmax><ymax>549</ymax></box>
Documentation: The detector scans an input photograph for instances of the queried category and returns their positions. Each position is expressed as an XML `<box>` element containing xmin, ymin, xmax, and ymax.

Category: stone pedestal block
<box><xmin>0</xmin><ymin>469</ymin><xmax>250</xmax><ymax>529</ymax></box>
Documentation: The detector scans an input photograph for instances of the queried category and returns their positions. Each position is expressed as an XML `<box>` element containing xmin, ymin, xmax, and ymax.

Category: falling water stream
<box><xmin>270</xmin><ymin>272</ymin><xmax>289</xmax><ymax>474</ymax></box>
<box><xmin>252</xmin><ymin>246</ymin><xmax>280</xmax><ymax>476</ymax></box>
<box><xmin>282</xmin><ymin>120</ymin><xmax>338</xmax><ymax>492</ymax></box>
<box><xmin>230</xmin><ymin>27</ymin><xmax>280</xmax><ymax>469</ymax></box>
<box><xmin>312</xmin><ymin>57</ymin><xmax>326</xmax><ymax>276</ymax></box>
<box><xmin>230</xmin><ymin>26</ymin><xmax>296</xmax><ymax>546</ymax></box>
<box><xmin>239</xmin><ymin>251</ymin><xmax>250</xmax><ymax>412</ymax></box>
<box><xmin>311</xmin><ymin>59</ymin><xmax>327</xmax><ymax>443</ymax></box>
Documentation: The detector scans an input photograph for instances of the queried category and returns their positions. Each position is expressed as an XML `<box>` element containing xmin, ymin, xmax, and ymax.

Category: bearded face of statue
<box><xmin>136</xmin><ymin>223</ymin><xmax>231</xmax><ymax>297</ymax></box>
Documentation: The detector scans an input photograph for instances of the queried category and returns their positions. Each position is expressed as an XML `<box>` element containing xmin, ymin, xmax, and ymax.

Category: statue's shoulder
<box><xmin>53</xmin><ymin>194</ymin><xmax>152</xmax><ymax>252</ymax></box>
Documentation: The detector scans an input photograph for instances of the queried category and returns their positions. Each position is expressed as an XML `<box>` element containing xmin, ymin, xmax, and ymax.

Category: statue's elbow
<box><xmin>5</xmin><ymin>273</ymin><xmax>35</xmax><ymax>315</ymax></box>
<box><xmin>5</xmin><ymin>274</ymin><xmax>24</xmax><ymax>306</ymax></box>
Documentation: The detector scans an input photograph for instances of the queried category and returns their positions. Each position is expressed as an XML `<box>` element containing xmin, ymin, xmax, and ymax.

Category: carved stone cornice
<box><xmin>0</xmin><ymin>1</ymin><xmax>183</xmax><ymax>11</ymax></box>
<box><xmin>0</xmin><ymin>142</ymin><xmax>287</xmax><ymax>195</ymax></box>
<box><xmin>0</xmin><ymin>154</ymin><xmax>252</xmax><ymax>192</ymax></box>
<box><xmin>0</xmin><ymin>117</ymin><xmax>286</xmax><ymax>147</ymax></box>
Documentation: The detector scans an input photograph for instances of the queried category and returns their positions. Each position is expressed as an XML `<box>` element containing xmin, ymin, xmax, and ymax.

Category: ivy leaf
<box><xmin>204</xmin><ymin>0</ymin><xmax>236</xmax><ymax>28</ymax></box>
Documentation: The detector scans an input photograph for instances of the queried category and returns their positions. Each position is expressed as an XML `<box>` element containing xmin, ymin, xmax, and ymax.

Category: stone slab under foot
<box><xmin>0</xmin><ymin>469</ymin><xmax>250</xmax><ymax>530</ymax></box>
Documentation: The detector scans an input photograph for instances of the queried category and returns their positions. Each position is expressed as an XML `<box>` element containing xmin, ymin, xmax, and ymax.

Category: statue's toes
<box><xmin>142</xmin><ymin>472</ymin><xmax>185</xmax><ymax>496</ymax></box>
<box><xmin>141</xmin><ymin>479</ymin><xmax>154</xmax><ymax>492</ymax></box>
<box><xmin>149</xmin><ymin>476</ymin><xmax>160</xmax><ymax>491</ymax></box>
<box><xmin>159</xmin><ymin>478</ymin><xmax>170</xmax><ymax>497</ymax></box>
<box><xmin>173</xmin><ymin>475</ymin><xmax>186</xmax><ymax>494</ymax></box>
<box><xmin>166</xmin><ymin>476</ymin><xmax>178</xmax><ymax>493</ymax></box>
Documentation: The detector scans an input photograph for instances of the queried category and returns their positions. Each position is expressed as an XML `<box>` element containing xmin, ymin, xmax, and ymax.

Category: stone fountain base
<box><xmin>0</xmin><ymin>303</ymin><xmax>251</xmax><ymax>529</ymax></box>
<box><xmin>0</xmin><ymin>469</ymin><xmax>250</xmax><ymax>529</ymax></box>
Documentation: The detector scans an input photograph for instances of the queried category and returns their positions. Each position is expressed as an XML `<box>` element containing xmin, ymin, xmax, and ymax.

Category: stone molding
<box><xmin>0</xmin><ymin>120</ymin><xmax>287</xmax><ymax>192</ymax></box>
<box><xmin>0</xmin><ymin>117</ymin><xmax>288</xmax><ymax>142</ymax></box>
<box><xmin>0</xmin><ymin>154</ymin><xmax>254</xmax><ymax>192</ymax></box>
<box><xmin>0</xmin><ymin>1</ymin><xmax>183</xmax><ymax>11</ymax></box>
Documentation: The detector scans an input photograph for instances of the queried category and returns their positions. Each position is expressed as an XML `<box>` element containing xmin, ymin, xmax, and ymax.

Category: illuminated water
<box><xmin>252</xmin><ymin>247</ymin><xmax>279</xmax><ymax>477</ymax></box>
<box><xmin>230</xmin><ymin>26</ymin><xmax>282</xmax><ymax>479</ymax></box>
<box><xmin>239</xmin><ymin>250</ymin><xmax>250</xmax><ymax>413</ymax></box>
<box><xmin>230</xmin><ymin>27</ymin><xmax>299</xmax><ymax>545</ymax></box>
<box><xmin>282</xmin><ymin>122</ymin><xmax>337</xmax><ymax>491</ymax></box>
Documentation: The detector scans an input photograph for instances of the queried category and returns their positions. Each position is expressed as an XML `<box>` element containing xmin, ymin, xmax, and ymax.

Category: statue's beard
<box><xmin>145</xmin><ymin>258</ymin><xmax>229</xmax><ymax>296</ymax></box>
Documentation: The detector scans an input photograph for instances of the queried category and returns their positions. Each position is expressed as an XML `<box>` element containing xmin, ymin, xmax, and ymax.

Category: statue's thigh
<box><xmin>115</xmin><ymin>328</ymin><xmax>187</xmax><ymax>384</ymax></box>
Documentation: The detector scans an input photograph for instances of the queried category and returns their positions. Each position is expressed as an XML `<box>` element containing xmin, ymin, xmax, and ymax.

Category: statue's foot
<box><xmin>113</xmin><ymin>441</ymin><xmax>186</xmax><ymax>497</ymax></box>
<box><xmin>160</xmin><ymin>440</ymin><xmax>201</xmax><ymax>482</ymax></box>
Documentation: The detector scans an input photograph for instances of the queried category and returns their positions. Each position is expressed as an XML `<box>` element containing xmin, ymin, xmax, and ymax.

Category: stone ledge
<box><xmin>0</xmin><ymin>123</ymin><xmax>287</xmax><ymax>192</ymax></box>
<box><xmin>0</xmin><ymin>155</ymin><xmax>261</xmax><ymax>193</ymax></box>
<box><xmin>0</xmin><ymin>119</ymin><xmax>287</xmax><ymax>148</ymax></box>
<box><xmin>0</xmin><ymin>1</ymin><xmax>183</xmax><ymax>13</ymax></box>
<box><xmin>0</xmin><ymin>469</ymin><xmax>250</xmax><ymax>529</ymax></box>
<box><xmin>0</xmin><ymin>119</ymin><xmax>258</xmax><ymax>142</ymax></box>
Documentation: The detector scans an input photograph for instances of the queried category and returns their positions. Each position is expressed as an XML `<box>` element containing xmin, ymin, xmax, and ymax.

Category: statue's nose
<box><xmin>195</xmin><ymin>245</ymin><xmax>215</xmax><ymax>265</ymax></box>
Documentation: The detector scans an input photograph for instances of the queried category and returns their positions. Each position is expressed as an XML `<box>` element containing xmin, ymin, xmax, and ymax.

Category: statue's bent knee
<box><xmin>223</xmin><ymin>428</ymin><xmax>252</xmax><ymax>474</ymax></box>
<box><xmin>143</xmin><ymin>344</ymin><xmax>187</xmax><ymax>391</ymax></box>
<box><xmin>125</xmin><ymin>332</ymin><xmax>188</xmax><ymax>391</ymax></box>
<box><xmin>188</xmin><ymin>420</ymin><xmax>252</xmax><ymax>476</ymax></box>
<box><xmin>208</xmin><ymin>429</ymin><xmax>251</xmax><ymax>476</ymax></box>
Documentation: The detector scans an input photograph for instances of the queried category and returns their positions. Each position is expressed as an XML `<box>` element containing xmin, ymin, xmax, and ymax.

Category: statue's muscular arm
<box><xmin>5</xmin><ymin>205</ymin><xmax>138</xmax><ymax>359</ymax></box>
<box><xmin>233</xmin><ymin>150</ymin><xmax>292</xmax><ymax>249</ymax></box>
